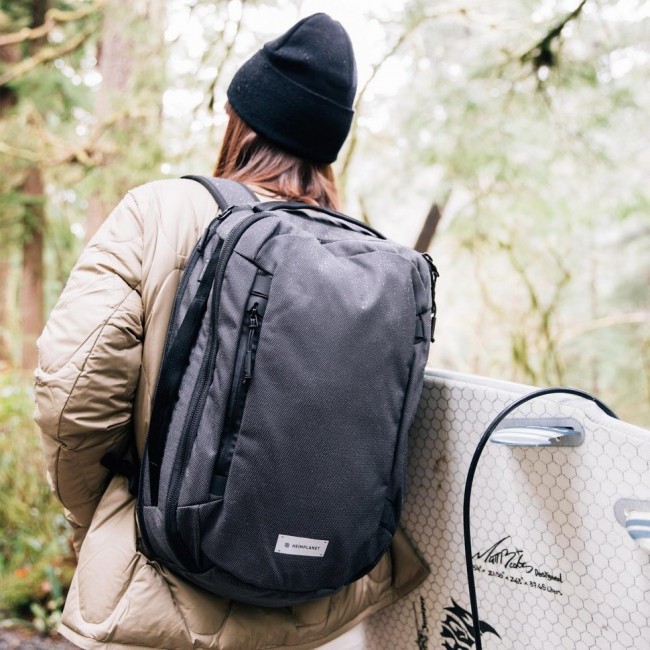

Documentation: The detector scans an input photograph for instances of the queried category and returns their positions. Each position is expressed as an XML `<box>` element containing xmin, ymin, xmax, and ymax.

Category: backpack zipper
<box><xmin>210</xmin><ymin>290</ymin><xmax>267</xmax><ymax>498</ymax></box>
<box><xmin>211</xmin><ymin>312</ymin><xmax>256</xmax><ymax>494</ymax></box>
<box><xmin>421</xmin><ymin>253</ymin><xmax>439</xmax><ymax>342</ymax></box>
<box><xmin>243</xmin><ymin>304</ymin><xmax>260</xmax><ymax>382</ymax></box>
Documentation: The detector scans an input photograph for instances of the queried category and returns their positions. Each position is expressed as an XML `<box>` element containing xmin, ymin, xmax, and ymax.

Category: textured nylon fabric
<box><xmin>140</xmin><ymin>179</ymin><xmax>432</xmax><ymax>606</ymax></box>
<box><xmin>202</xmin><ymin>236</ymin><xmax>416</xmax><ymax>589</ymax></box>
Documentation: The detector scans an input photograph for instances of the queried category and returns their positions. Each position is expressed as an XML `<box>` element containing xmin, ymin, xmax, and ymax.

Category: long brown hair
<box><xmin>213</xmin><ymin>104</ymin><xmax>341</xmax><ymax>210</ymax></box>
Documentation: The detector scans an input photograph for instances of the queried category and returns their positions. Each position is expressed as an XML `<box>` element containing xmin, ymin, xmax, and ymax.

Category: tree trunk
<box><xmin>0</xmin><ymin>259</ymin><xmax>11</xmax><ymax>365</ymax></box>
<box><xmin>85</xmin><ymin>0</ymin><xmax>165</xmax><ymax>241</ymax></box>
<box><xmin>20</xmin><ymin>168</ymin><xmax>45</xmax><ymax>370</ymax></box>
<box><xmin>19</xmin><ymin>0</ymin><xmax>48</xmax><ymax>370</ymax></box>
<box><xmin>414</xmin><ymin>201</ymin><xmax>445</xmax><ymax>253</ymax></box>
<box><xmin>85</xmin><ymin>0</ymin><xmax>135</xmax><ymax>240</ymax></box>
<box><xmin>0</xmin><ymin>39</ymin><xmax>20</xmax><ymax>366</ymax></box>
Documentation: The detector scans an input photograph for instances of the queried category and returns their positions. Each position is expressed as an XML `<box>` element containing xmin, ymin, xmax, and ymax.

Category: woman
<box><xmin>35</xmin><ymin>13</ymin><xmax>428</xmax><ymax>649</ymax></box>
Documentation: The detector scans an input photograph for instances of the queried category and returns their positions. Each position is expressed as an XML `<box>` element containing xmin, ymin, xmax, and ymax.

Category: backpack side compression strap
<box><xmin>146</xmin><ymin>243</ymin><xmax>224</xmax><ymax>505</ymax></box>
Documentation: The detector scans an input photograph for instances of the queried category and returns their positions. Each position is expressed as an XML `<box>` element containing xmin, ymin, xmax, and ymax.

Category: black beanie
<box><xmin>226</xmin><ymin>13</ymin><xmax>357</xmax><ymax>164</ymax></box>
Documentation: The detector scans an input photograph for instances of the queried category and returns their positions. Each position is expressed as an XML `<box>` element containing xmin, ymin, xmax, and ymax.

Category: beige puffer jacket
<box><xmin>34</xmin><ymin>178</ymin><xmax>429</xmax><ymax>649</ymax></box>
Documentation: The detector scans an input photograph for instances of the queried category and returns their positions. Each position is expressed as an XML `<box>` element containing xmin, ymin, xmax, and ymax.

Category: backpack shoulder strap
<box><xmin>182</xmin><ymin>175</ymin><xmax>259</xmax><ymax>211</ymax></box>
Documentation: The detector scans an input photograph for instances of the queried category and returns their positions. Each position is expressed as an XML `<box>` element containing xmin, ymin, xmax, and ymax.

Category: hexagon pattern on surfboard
<box><xmin>366</xmin><ymin>369</ymin><xmax>650</xmax><ymax>650</ymax></box>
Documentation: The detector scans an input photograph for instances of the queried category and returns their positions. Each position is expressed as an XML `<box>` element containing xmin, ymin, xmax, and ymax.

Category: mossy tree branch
<box><xmin>0</xmin><ymin>2</ymin><xmax>103</xmax><ymax>48</ymax></box>
<box><xmin>0</xmin><ymin>21</ymin><xmax>96</xmax><ymax>87</ymax></box>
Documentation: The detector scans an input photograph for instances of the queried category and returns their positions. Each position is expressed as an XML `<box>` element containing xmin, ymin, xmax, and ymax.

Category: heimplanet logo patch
<box><xmin>275</xmin><ymin>534</ymin><xmax>329</xmax><ymax>557</ymax></box>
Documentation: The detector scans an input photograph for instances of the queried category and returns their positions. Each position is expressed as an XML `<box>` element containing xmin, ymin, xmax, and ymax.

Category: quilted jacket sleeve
<box><xmin>34</xmin><ymin>192</ymin><xmax>144</xmax><ymax>553</ymax></box>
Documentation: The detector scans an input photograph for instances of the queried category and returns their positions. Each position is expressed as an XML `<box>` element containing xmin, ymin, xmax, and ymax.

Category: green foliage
<box><xmin>0</xmin><ymin>3</ymin><xmax>646</xmax><ymax>635</ymax></box>
<box><xmin>9</xmin><ymin>65</ymin><xmax>91</xmax><ymax>120</ymax></box>
<box><xmin>0</xmin><ymin>372</ymin><xmax>74</xmax><ymax>627</ymax></box>
<box><xmin>0</xmin><ymin>2</ymin><xmax>32</xmax><ymax>27</ymax></box>
<box><xmin>0</xmin><ymin>189</ymin><xmax>29</xmax><ymax>249</ymax></box>
<box><xmin>344</xmin><ymin>0</ymin><xmax>649</xmax><ymax>426</ymax></box>
<box><xmin>0</xmin><ymin>1</ymin><xmax>96</xmax><ymax>259</ymax></box>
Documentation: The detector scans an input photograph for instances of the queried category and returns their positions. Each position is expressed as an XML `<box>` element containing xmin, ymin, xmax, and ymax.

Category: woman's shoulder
<box><xmin>116</xmin><ymin>179</ymin><xmax>221</xmax><ymax>265</ymax></box>
<box><xmin>127</xmin><ymin>177</ymin><xmax>214</xmax><ymax>213</ymax></box>
<box><xmin>128</xmin><ymin>177</ymin><xmax>278</xmax><ymax>211</ymax></box>
<box><xmin>129</xmin><ymin>177</ymin><xmax>225</xmax><ymax>228</ymax></box>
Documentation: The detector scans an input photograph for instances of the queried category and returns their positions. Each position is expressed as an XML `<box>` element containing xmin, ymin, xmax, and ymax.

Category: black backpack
<box><xmin>136</xmin><ymin>176</ymin><xmax>438</xmax><ymax>606</ymax></box>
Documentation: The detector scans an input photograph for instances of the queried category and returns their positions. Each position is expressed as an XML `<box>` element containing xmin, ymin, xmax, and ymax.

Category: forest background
<box><xmin>0</xmin><ymin>0</ymin><xmax>648</xmax><ymax>635</ymax></box>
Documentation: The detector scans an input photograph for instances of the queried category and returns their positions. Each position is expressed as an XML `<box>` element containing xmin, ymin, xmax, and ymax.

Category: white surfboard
<box><xmin>362</xmin><ymin>368</ymin><xmax>650</xmax><ymax>650</ymax></box>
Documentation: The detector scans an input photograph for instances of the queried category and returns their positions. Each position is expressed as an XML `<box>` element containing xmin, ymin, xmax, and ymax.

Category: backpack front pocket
<box><xmin>210</xmin><ymin>270</ymin><xmax>271</xmax><ymax>498</ymax></box>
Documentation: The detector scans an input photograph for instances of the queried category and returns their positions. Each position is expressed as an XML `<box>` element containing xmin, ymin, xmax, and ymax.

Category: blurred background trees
<box><xmin>1</xmin><ymin>0</ymin><xmax>647</xmax><ymax>422</ymax></box>
<box><xmin>0</xmin><ymin>0</ymin><xmax>648</xmax><ymax>628</ymax></box>
<box><xmin>0</xmin><ymin>0</ymin><xmax>165</xmax><ymax>368</ymax></box>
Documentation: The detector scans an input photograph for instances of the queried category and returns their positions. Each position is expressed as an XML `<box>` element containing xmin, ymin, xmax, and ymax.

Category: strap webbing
<box><xmin>181</xmin><ymin>175</ymin><xmax>259</xmax><ymax>210</ymax></box>
<box><xmin>147</xmin><ymin>241</ymin><xmax>223</xmax><ymax>504</ymax></box>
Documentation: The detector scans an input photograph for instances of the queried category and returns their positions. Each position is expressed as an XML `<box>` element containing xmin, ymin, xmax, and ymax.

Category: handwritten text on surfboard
<box><xmin>473</xmin><ymin>536</ymin><xmax>563</xmax><ymax>595</ymax></box>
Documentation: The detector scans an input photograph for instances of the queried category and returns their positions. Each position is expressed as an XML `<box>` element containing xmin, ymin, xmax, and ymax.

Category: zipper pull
<box><xmin>243</xmin><ymin>305</ymin><xmax>260</xmax><ymax>383</ymax></box>
<box><xmin>422</xmin><ymin>253</ymin><xmax>440</xmax><ymax>343</ymax></box>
